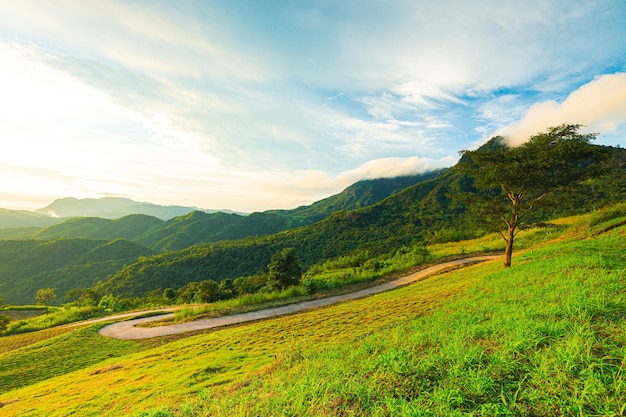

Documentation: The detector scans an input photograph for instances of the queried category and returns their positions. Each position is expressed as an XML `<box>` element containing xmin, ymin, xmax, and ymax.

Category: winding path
<box><xmin>99</xmin><ymin>255</ymin><xmax>499</xmax><ymax>340</ymax></box>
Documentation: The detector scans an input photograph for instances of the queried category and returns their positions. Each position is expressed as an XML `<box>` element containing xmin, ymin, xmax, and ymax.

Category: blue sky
<box><xmin>1</xmin><ymin>1</ymin><xmax>625</xmax><ymax>212</ymax></box>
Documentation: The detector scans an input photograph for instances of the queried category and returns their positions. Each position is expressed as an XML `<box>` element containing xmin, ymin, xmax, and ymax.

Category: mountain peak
<box><xmin>35</xmin><ymin>197</ymin><xmax>224</xmax><ymax>220</ymax></box>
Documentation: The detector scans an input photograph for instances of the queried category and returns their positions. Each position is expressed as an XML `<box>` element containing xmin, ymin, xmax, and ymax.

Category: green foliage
<box><xmin>0</xmin><ymin>315</ymin><xmax>9</xmax><ymax>333</ymax></box>
<box><xmin>98</xmin><ymin>294</ymin><xmax>122</xmax><ymax>312</ymax></box>
<box><xmin>35</xmin><ymin>288</ymin><xmax>57</xmax><ymax>311</ymax></box>
<box><xmin>457</xmin><ymin>124</ymin><xmax>606</xmax><ymax>267</ymax></box>
<box><xmin>176</xmin><ymin>279</ymin><xmax>221</xmax><ymax>304</ymax></box>
<box><xmin>3</xmin><ymin>306</ymin><xmax>102</xmax><ymax>335</ymax></box>
<box><xmin>0</xmin><ymin>238</ymin><xmax>153</xmax><ymax>305</ymax></box>
<box><xmin>266</xmin><ymin>248</ymin><xmax>302</xmax><ymax>291</ymax></box>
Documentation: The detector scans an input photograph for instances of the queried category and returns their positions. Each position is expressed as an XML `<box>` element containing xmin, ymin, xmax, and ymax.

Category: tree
<box><xmin>35</xmin><ymin>288</ymin><xmax>57</xmax><ymax>313</ymax></box>
<box><xmin>266</xmin><ymin>248</ymin><xmax>302</xmax><ymax>291</ymax></box>
<box><xmin>457</xmin><ymin>124</ymin><xmax>605</xmax><ymax>268</ymax></box>
<box><xmin>0</xmin><ymin>314</ymin><xmax>9</xmax><ymax>333</ymax></box>
<box><xmin>163</xmin><ymin>288</ymin><xmax>176</xmax><ymax>304</ymax></box>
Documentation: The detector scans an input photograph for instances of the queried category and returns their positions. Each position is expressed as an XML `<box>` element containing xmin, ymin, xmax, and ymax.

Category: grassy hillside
<box><xmin>0</xmin><ymin>205</ymin><xmax>624</xmax><ymax>416</ymax></box>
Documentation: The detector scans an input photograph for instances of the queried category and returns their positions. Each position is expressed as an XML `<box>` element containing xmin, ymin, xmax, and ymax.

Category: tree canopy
<box><xmin>35</xmin><ymin>288</ymin><xmax>58</xmax><ymax>312</ymax></box>
<box><xmin>266</xmin><ymin>248</ymin><xmax>302</xmax><ymax>291</ymax></box>
<box><xmin>457</xmin><ymin>124</ymin><xmax>606</xmax><ymax>268</ymax></box>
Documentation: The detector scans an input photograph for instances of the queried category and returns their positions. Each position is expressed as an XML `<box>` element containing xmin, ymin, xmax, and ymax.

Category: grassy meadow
<box><xmin>0</xmin><ymin>204</ymin><xmax>624</xmax><ymax>416</ymax></box>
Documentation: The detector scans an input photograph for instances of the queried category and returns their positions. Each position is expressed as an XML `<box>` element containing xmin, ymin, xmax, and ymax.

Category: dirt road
<box><xmin>99</xmin><ymin>255</ymin><xmax>499</xmax><ymax>340</ymax></box>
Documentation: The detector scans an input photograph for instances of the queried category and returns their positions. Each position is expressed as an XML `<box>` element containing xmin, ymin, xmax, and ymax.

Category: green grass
<box><xmin>0</xmin><ymin>325</ymin><xmax>153</xmax><ymax>394</ymax></box>
<box><xmin>2</xmin><ymin>306</ymin><xmax>106</xmax><ymax>335</ymax></box>
<box><xmin>0</xmin><ymin>206</ymin><xmax>624</xmax><ymax>416</ymax></box>
<box><xmin>194</xmin><ymin>215</ymin><xmax>625</xmax><ymax>417</ymax></box>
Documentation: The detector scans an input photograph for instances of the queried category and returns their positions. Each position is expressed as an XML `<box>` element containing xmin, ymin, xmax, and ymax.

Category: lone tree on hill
<box><xmin>35</xmin><ymin>288</ymin><xmax>57</xmax><ymax>313</ymax></box>
<box><xmin>457</xmin><ymin>124</ymin><xmax>606</xmax><ymax>268</ymax></box>
<box><xmin>266</xmin><ymin>248</ymin><xmax>302</xmax><ymax>291</ymax></box>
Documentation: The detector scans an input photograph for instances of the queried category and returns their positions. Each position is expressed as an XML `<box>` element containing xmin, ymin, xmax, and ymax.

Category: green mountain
<box><xmin>9</xmin><ymin>172</ymin><xmax>440</xmax><ymax>252</ymax></box>
<box><xmin>1</xmin><ymin>144</ymin><xmax>624</xmax><ymax>304</ymax></box>
<box><xmin>0</xmin><ymin>238</ymin><xmax>154</xmax><ymax>305</ymax></box>
<box><xmin>0</xmin><ymin>208</ymin><xmax>62</xmax><ymax>228</ymax></box>
<box><xmin>0</xmin><ymin>173</ymin><xmax>440</xmax><ymax>304</ymax></box>
<box><xmin>95</xmin><ymin>145</ymin><xmax>626</xmax><ymax>299</ymax></box>
<box><xmin>33</xmin><ymin>214</ymin><xmax>163</xmax><ymax>241</ymax></box>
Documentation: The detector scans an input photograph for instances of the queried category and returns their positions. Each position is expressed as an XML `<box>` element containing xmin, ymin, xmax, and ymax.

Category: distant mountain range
<box><xmin>0</xmin><ymin>197</ymin><xmax>244</xmax><ymax>228</ymax></box>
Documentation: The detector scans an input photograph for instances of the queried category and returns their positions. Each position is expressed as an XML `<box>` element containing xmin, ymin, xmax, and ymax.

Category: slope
<box><xmin>33</xmin><ymin>214</ymin><xmax>163</xmax><ymax>241</ymax></box>
<box><xmin>0</xmin><ymin>238</ymin><xmax>154</xmax><ymax>305</ymax></box>
<box><xmin>95</xmin><ymin>145</ymin><xmax>626</xmax><ymax>299</ymax></box>
<box><xmin>0</xmin><ymin>208</ymin><xmax>62</xmax><ymax>228</ymax></box>
<box><xmin>0</xmin><ymin>206</ymin><xmax>623</xmax><ymax>416</ymax></box>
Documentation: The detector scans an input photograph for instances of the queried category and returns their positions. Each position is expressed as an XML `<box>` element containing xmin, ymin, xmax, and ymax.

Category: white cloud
<box><xmin>497</xmin><ymin>73</ymin><xmax>626</xmax><ymax>146</ymax></box>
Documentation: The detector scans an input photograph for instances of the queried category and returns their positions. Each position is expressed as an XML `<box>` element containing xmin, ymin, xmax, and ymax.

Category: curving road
<box><xmin>99</xmin><ymin>255</ymin><xmax>499</xmax><ymax>340</ymax></box>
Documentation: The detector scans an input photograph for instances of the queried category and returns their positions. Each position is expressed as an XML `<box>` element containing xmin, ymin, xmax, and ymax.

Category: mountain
<box><xmin>0</xmin><ymin>172</ymin><xmax>442</xmax><ymax>304</ymax></box>
<box><xmin>141</xmin><ymin>171</ymin><xmax>446</xmax><ymax>251</ymax></box>
<box><xmin>2</xmin><ymin>143</ymin><xmax>624</xmax><ymax>304</ymax></box>
<box><xmin>95</xmin><ymin>144</ymin><xmax>626</xmax><ymax>298</ymax></box>
<box><xmin>0</xmin><ymin>208</ymin><xmax>63</xmax><ymax>228</ymax></box>
<box><xmin>34</xmin><ymin>196</ymin><xmax>242</xmax><ymax>220</ymax></box>
<box><xmin>33</xmin><ymin>214</ymin><xmax>163</xmax><ymax>241</ymax></box>
<box><xmin>8</xmin><ymin>172</ymin><xmax>441</xmax><ymax>252</ymax></box>
<box><xmin>0</xmin><ymin>238</ymin><xmax>154</xmax><ymax>304</ymax></box>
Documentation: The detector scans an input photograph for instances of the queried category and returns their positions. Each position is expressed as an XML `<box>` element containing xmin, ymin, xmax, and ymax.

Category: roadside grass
<box><xmin>0</xmin><ymin>306</ymin><xmax>48</xmax><ymax>321</ymax></box>
<box><xmin>1</xmin><ymin>306</ymin><xmax>106</xmax><ymax>336</ymax></box>
<box><xmin>0</xmin><ymin>326</ymin><xmax>75</xmax><ymax>355</ymax></box>
<box><xmin>0</xmin><ymin>205</ymin><xmax>623</xmax><ymax>416</ymax></box>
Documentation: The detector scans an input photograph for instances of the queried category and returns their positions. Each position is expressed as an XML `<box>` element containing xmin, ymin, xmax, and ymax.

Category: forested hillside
<box><xmin>0</xmin><ymin>238</ymin><xmax>154</xmax><ymax>304</ymax></box>
<box><xmin>1</xmin><ymin>173</ymin><xmax>437</xmax><ymax>251</ymax></box>
<box><xmin>96</xmin><ymin>144</ymin><xmax>626</xmax><ymax>298</ymax></box>
<box><xmin>0</xmin><ymin>144</ymin><xmax>623</xmax><ymax>304</ymax></box>
<box><xmin>0</xmin><ymin>173</ymin><xmax>436</xmax><ymax>304</ymax></box>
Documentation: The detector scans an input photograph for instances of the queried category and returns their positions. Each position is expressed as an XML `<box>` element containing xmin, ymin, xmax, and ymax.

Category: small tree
<box><xmin>0</xmin><ymin>315</ymin><xmax>9</xmax><ymax>333</ymax></box>
<box><xmin>163</xmin><ymin>288</ymin><xmax>176</xmax><ymax>304</ymax></box>
<box><xmin>266</xmin><ymin>248</ymin><xmax>302</xmax><ymax>291</ymax></box>
<box><xmin>457</xmin><ymin>124</ymin><xmax>605</xmax><ymax>268</ymax></box>
<box><xmin>35</xmin><ymin>288</ymin><xmax>57</xmax><ymax>313</ymax></box>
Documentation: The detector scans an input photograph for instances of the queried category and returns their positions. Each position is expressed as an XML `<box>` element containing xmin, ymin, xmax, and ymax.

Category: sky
<box><xmin>1</xmin><ymin>1</ymin><xmax>625</xmax><ymax>213</ymax></box>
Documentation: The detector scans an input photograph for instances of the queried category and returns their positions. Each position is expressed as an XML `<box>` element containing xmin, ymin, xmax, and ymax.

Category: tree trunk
<box><xmin>503</xmin><ymin>226</ymin><xmax>515</xmax><ymax>268</ymax></box>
